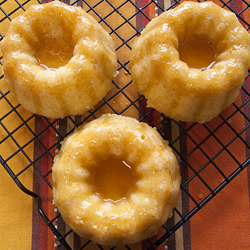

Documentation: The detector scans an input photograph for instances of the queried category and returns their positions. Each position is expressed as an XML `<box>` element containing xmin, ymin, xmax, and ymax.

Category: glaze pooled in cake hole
<box><xmin>179</xmin><ymin>36</ymin><xmax>216</xmax><ymax>70</ymax></box>
<box><xmin>89</xmin><ymin>155</ymin><xmax>137</xmax><ymax>203</ymax></box>
<box><xmin>35</xmin><ymin>39</ymin><xmax>73</xmax><ymax>70</ymax></box>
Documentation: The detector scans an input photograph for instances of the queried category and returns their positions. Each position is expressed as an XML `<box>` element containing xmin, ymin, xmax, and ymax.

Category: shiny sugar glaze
<box><xmin>35</xmin><ymin>40</ymin><xmax>73</xmax><ymax>70</ymax></box>
<box><xmin>89</xmin><ymin>155</ymin><xmax>137</xmax><ymax>203</ymax></box>
<box><xmin>178</xmin><ymin>36</ymin><xmax>216</xmax><ymax>70</ymax></box>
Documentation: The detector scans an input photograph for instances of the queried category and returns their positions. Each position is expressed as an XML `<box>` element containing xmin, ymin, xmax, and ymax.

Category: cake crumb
<box><xmin>198</xmin><ymin>193</ymin><xmax>203</xmax><ymax>199</ymax></box>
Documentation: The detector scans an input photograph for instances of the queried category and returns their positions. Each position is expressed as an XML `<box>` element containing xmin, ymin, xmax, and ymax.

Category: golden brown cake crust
<box><xmin>52</xmin><ymin>114</ymin><xmax>180</xmax><ymax>246</ymax></box>
<box><xmin>1</xmin><ymin>1</ymin><xmax>117</xmax><ymax>118</ymax></box>
<box><xmin>130</xmin><ymin>1</ymin><xmax>250</xmax><ymax>123</ymax></box>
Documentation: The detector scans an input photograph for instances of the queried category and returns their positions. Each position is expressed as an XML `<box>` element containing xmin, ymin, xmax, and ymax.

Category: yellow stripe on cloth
<box><xmin>0</xmin><ymin>0</ymin><xmax>38</xmax><ymax>249</ymax></box>
<box><xmin>0</xmin><ymin>85</ymin><xmax>35</xmax><ymax>249</ymax></box>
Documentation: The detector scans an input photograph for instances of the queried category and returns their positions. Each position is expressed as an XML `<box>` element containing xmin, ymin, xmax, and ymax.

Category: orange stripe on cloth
<box><xmin>187</xmin><ymin>92</ymin><xmax>250</xmax><ymax>250</ymax></box>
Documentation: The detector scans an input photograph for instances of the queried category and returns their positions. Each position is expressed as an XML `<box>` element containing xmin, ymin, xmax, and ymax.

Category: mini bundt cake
<box><xmin>52</xmin><ymin>114</ymin><xmax>180</xmax><ymax>246</ymax></box>
<box><xmin>1</xmin><ymin>1</ymin><xmax>117</xmax><ymax>118</ymax></box>
<box><xmin>130</xmin><ymin>1</ymin><xmax>250</xmax><ymax>123</ymax></box>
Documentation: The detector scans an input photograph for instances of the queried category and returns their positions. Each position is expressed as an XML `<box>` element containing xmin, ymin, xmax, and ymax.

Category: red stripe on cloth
<box><xmin>48</xmin><ymin>120</ymin><xmax>56</xmax><ymax>249</ymax></box>
<box><xmin>32</xmin><ymin>116</ymin><xmax>42</xmax><ymax>250</ymax></box>
<box><xmin>135</xmin><ymin>0</ymin><xmax>144</xmax><ymax>32</ymax></box>
<box><xmin>32</xmin><ymin>116</ymin><xmax>56</xmax><ymax>250</ymax></box>
<box><xmin>54</xmin><ymin>118</ymin><xmax>68</xmax><ymax>243</ymax></box>
<box><xmin>40</xmin><ymin>119</ymin><xmax>50</xmax><ymax>249</ymax></box>
<box><xmin>135</xmin><ymin>0</ymin><xmax>154</xmax><ymax>31</ymax></box>
<box><xmin>179</xmin><ymin>123</ymin><xmax>192</xmax><ymax>250</ymax></box>
<box><xmin>230</xmin><ymin>0</ymin><xmax>247</xmax><ymax>28</ymax></box>
<box><xmin>40</xmin><ymin>118</ymin><xmax>56</xmax><ymax>250</ymax></box>
<box><xmin>142</xmin><ymin>0</ymin><xmax>150</xmax><ymax>27</ymax></box>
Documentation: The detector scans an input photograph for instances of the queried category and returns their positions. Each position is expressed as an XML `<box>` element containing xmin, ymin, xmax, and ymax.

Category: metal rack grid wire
<box><xmin>0</xmin><ymin>0</ymin><xmax>250</xmax><ymax>249</ymax></box>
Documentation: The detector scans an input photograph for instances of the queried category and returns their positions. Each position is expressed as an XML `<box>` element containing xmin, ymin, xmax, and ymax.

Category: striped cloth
<box><xmin>0</xmin><ymin>0</ymin><xmax>250</xmax><ymax>249</ymax></box>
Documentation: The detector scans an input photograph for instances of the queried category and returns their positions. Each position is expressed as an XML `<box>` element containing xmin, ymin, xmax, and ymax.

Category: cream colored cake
<box><xmin>1</xmin><ymin>1</ymin><xmax>117</xmax><ymax>118</ymax></box>
<box><xmin>130</xmin><ymin>1</ymin><xmax>250</xmax><ymax>123</ymax></box>
<box><xmin>52</xmin><ymin>114</ymin><xmax>180</xmax><ymax>246</ymax></box>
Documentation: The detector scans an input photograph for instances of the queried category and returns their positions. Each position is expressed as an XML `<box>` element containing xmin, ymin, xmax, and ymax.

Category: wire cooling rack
<box><xmin>1</xmin><ymin>0</ymin><xmax>250</xmax><ymax>249</ymax></box>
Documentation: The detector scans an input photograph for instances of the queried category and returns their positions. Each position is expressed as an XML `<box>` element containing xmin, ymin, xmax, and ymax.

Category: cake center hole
<box><xmin>35</xmin><ymin>39</ymin><xmax>73</xmax><ymax>70</ymax></box>
<box><xmin>179</xmin><ymin>36</ymin><xmax>216</xmax><ymax>70</ymax></box>
<box><xmin>90</xmin><ymin>155</ymin><xmax>137</xmax><ymax>203</ymax></box>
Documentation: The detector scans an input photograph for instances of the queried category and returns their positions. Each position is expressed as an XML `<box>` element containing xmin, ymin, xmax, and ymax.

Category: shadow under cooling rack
<box><xmin>1</xmin><ymin>0</ymin><xmax>250</xmax><ymax>250</ymax></box>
